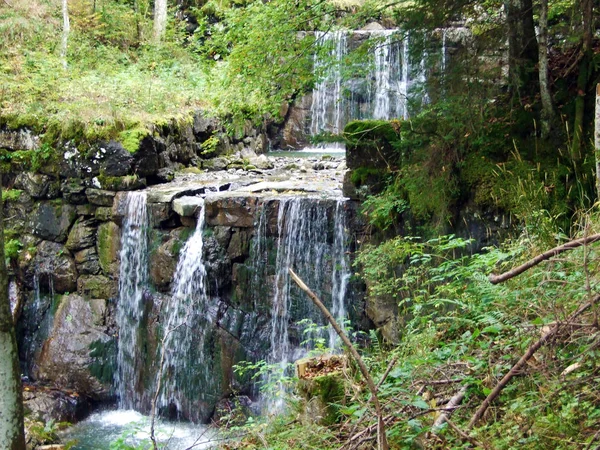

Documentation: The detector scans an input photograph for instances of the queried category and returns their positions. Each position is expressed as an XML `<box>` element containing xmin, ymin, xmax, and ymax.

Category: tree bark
<box><xmin>571</xmin><ymin>0</ymin><xmax>593</xmax><ymax>162</ymax></box>
<box><xmin>0</xmin><ymin>183</ymin><xmax>26</xmax><ymax>450</ymax></box>
<box><xmin>596</xmin><ymin>84</ymin><xmax>600</xmax><ymax>200</ymax></box>
<box><xmin>61</xmin><ymin>0</ymin><xmax>70</xmax><ymax>69</ymax></box>
<box><xmin>537</xmin><ymin>0</ymin><xmax>553</xmax><ymax>138</ymax></box>
<box><xmin>506</xmin><ymin>0</ymin><xmax>539</xmax><ymax>101</ymax></box>
<box><xmin>153</xmin><ymin>0</ymin><xmax>168</xmax><ymax>43</ymax></box>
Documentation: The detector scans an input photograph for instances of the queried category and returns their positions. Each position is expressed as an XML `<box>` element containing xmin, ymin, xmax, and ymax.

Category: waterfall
<box><xmin>248</xmin><ymin>197</ymin><xmax>351</xmax><ymax>407</ymax></box>
<box><xmin>310</xmin><ymin>31</ymin><xmax>347</xmax><ymax>137</ymax></box>
<box><xmin>115</xmin><ymin>191</ymin><xmax>148</xmax><ymax>410</ymax></box>
<box><xmin>157</xmin><ymin>199</ymin><xmax>210</xmax><ymax>418</ymax></box>
<box><xmin>329</xmin><ymin>199</ymin><xmax>351</xmax><ymax>349</ymax></box>
<box><xmin>308</xmin><ymin>28</ymin><xmax>441</xmax><ymax>137</ymax></box>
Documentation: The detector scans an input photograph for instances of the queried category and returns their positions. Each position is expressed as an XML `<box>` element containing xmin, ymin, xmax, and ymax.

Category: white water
<box><xmin>115</xmin><ymin>191</ymin><xmax>148</xmax><ymax>410</ymax></box>
<box><xmin>252</xmin><ymin>197</ymin><xmax>351</xmax><ymax>408</ymax></box>
<box><xmin>158</xmin><ymin>199</ymin><xmax>210</xmax><ymax>418</ymax></box>
<box><xmin>62</xmin><ymin>410</ymin><xmax>215</xmax><ymax>449</ymax></box>
<box><xmin>308</xmin><ymin>28</ymin><xmax>435</xmax><ymax>137</ymax></box>
<box><xmin>329</xmin><ymin>199</ymin><xmax>351</xmax><ymax>349</ymax></box>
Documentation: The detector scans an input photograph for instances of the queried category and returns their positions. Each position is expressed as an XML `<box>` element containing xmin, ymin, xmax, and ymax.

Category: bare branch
<box><xmin>289</xmin><ymin>268</ymin><xmax>389</xmax><ymax>450</ymax></box>
<box><xmin>489</xmin><ymin>234</ymin><xmax>600</xmax><ymax>284</ymax></box>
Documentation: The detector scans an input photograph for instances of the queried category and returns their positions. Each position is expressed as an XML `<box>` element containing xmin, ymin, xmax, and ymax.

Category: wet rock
<box><xmin>78</xmin><ymin>275</ymin><xmax>116</xmax><ymax>299</ymax></box>
<box><xmin>65</xmin><ymin>218</ymin><xmax>96</xmax><ymax>251</ymax></box>
<box><xmin>61</xmin><ymin>179</ymin><xmax>88</xmax><ymax>204</ymax></box>
<box><xmin>23</xmin><ymin>385</ymin><xmax>91</xmax><ymax>423</ymax></box>
<box><xmin>133</xmin><ymin>136</ymin><xmax>160</xmax><ymax>177</ymax></box>
<box><xmin>227</xmin><ymin>230</ymin><xmax>251</xmax><ymax>262</ymax></box>
<box><xmin>28</xmin><ymin>241</ymin><xmax>77</xmax><ymax>294</ymax></box>
<box><xmin>76</xmin><ymin>204</ymin><xmax>96</xmax><ymax>217</ymax></box>
<box><xmin>96</xmin><ymin>222</ymin><xmax>121</xmax><ymax>277</ymax></box>
<box><xmin>202</xmin><ymin>157</ymin><xmax>228</xmax><ymax>171</ymax></box>
<box><xmin>31</xmin><ymin>202</ymin><xmax>77</xmax><ymax>243</ymax></box>
<box><xmin>155</xmin><ymin>167</ymin><xmax>175</xmax><ymax>183</ymax></box>
<box><xmin>205</xmin><ymin>196</ymin><xmax>258</xmax><ymax>228</ymax></box>
<box><xmin>98</xmin><ymin>141</ymin><xmax>133</xmax><ymax>177</ymax></box>
<box><xmin>212</xmin><ymin>226</ymin><xmax>232</xmax><ymax>249</ymax></box>
<box><xmin>74</xmin><ymin>247</ymin><xmax>101</xmax><ymax>275</ymax></box>
<box><xmin>149</xmin><ymin>233</ymin><xmax>180</xmax><ymax>291</ymax></box>
<box><xmin>249</xmin><ymin>154</ymin><xmax>273</xmax><ymax>170</ymax></box>
<box><xmin>173</xmin><ymin>196</ymin><xmax>204</xmax><ymax>217</ymax></box>
<box><xmin>34</xmin><ymin>294</ymin><xmax>111</xmax><ymax>399</ymax></box>
<box><xmin>86</xmin><ymin>188</ymin><xmax>116</xmax><ymax>206</ymax></box>
<box><xmin>14</xmin><ymin>173</ymin><xmax>57</xmax><ymax>199</ymax></box>
<box><xmin>94</xmin><ymin>207</ymin><xmax>112</xmax><ymax>222</ymax></box>
<box><xmin>280</xmin><ymin>96</ymin><xmax>311</xmax><ymax>149</ymax></box>
<box><xmin>193</xmin><ymin>114</ymin><xmax>218</xmax><ymax>137</ymax></box>
<box><xmin>148</xmin><ymin>203</ymin><xmax>172</xmax><ymax>228</ymax></box>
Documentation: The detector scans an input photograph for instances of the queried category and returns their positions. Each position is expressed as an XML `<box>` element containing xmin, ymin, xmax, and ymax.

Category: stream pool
<box><xmin>62</xmin><ymin>410</ymin><xmax>216</xmax><ymax>449</ymax></box>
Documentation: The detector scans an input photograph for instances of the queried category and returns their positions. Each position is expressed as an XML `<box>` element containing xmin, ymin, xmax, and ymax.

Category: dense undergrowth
<box><xmin>224</xmin><ymin>209</ymin><xmax>600</xmax><ymax>449</ymax></box>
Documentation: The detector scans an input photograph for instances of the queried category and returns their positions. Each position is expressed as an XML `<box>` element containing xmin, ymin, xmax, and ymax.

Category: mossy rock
<box><xmin>97</xmin><ymin>174</ymin><xmax>146</xmax><ymax>191</ymax></box>
<box><xmin>96</xmin><ymin>222</ymin><xmax>121</xmax><ymax>276</ymax></box>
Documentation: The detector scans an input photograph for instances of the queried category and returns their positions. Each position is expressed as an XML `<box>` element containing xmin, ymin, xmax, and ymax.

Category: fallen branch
<box><xmin>289</xmin><ymin>268</ymin><xmax>389</xmax><ymax>450</ymax></box>
<box><xmin>489</xmin><ymin>233</ymin><xmax>600</xmax><ymax>284</ymax></box>
<box><xmin>467</xmin><ymin>298</ymin><xmax>594</xmax><ymax>429</ymax></box>
<box><xmin>432</xmin><ymin>384</ymin><xmax>469</xmax><ymax>432</ymax></box>
<box><xmin>445</xmin><ymin>418</ymin><xmax>488</xmax><ymax>449</ymax></box>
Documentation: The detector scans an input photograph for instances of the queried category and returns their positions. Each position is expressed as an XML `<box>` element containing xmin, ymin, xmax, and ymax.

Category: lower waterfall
<box><xmin>157</xmin><ymin>199</ymin><xmax>211</xmax><ymax>419</ymax></box>
<box><xmin>115</xmin><ymin>191</ymin><xmax>149</xmax><ymax>410</ymax></box>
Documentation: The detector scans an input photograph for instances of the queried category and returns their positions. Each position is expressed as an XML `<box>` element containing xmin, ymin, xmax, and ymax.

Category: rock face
<box><xmin>28</xmin><ymin>241</ymin><xmax>78</xmax><ymax>294</ymax></box>
<box><xmin>34</xmin><ymin>294</ymin><xmax>111</xmax><ymax>399</ymax></box>
<box><xmin>31</xmin><ymin>202</ymin><xmax>77</xmax><ymax>242</ymax></box>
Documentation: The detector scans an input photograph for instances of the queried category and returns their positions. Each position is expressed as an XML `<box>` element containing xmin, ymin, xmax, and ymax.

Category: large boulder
<box><xmin>30</xmin><ymin>202</ymin><xmax>77</xmax><ymax>243</ymax></box>
<box><xmin>149</xmin><ymin>231</ymin><xmax>182</xmax><ymax>291</ymax></box>
<box><xmin>34</xmin><ymin>294</ymin><xmax>111</xmax><ymax>399</ymax></box>
<box><xmin>86</xmin><ymin>188</ymin><xmax>116</xmax><ymax>206</ymax></box>
<box><xmin>73</xmin><ymin>247</ymin><xmax>101</xmax><ymax>275</ymax></box>
<box><xmin>77</xmin><ymin>275</ymin><xmax>117</xmax><ymax>299</ymax></box>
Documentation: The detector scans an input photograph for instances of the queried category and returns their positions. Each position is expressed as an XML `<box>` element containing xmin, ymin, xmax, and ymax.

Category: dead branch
<box><xmin>445</xmin><ymin>418</ymin><xmax>489</xmax><ymax>449</ymax></box>
<box><xmin>467</xmin><ymin>298</ymin><xmax>594</xmax><ymax>429</ymax></box>
<box><xmin>432</xmin><ymin>384</ymin><xmax>469</xmax><ymax>432</ymax></box>
<box><xmin>377</xmin><ymin>355</ymin><xmax>399</xmax><ymax>389</ymax></box>
<box><xmin>489</xmin><ymin>233</ymin><xmax>600</xmax><ymax>284</ymax></box>
<box><xmin>289</xmin><ymin>268</ymin><xmax>389</xmax><ymax>450</ymax></box>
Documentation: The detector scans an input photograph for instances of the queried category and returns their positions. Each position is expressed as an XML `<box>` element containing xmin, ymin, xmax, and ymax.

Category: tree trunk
<box><xmin>595</xmin><ymin>84</ymin><xmax>600</xmax><ymax>200</ymax></box>
<box><xmin>153</xmin><ymin>0</ymin><xmax>168</xmax><ymax>43</ymax></box>
<box><xmin>61</xmin><ymin>0</ymin><xmax>70</xmax><ymax>69</ymax></box>
<box><xmin>537</xmin><ymin>0</ymin><xmax>553</xmax><ymax>138</ymax></box>
<box><xmin>506</xmin><ymin>0</ymin><xmax>539</xmax><ymax>102</ymax></box>
<box><xmin>571</xmin><ymin>0</ymin><xmax>593</xmax><ymax>162</ymax></box>
<box><xmin>0</xmin><ymin>183</ymin><xmax>26</xmax><ymax>450</ymax></box>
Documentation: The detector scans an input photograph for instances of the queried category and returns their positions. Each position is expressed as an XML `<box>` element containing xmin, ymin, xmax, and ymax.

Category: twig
<box><xmin>377</xmin><ymin>355</ymin><xmax>399</xmax><ymax>389</ymax></box>
<box><xmin>467</xmin><ymin>298</ymin><xmax>594</xmax><ymax>429</ymax></box>
<box><xmin>489</xmin><ymin>234</ymin><xmax>600</xmax><ymax>284</ymax></box>
<box><xmin>289</xmin><ymin>268</ymin><xmax>389</xmax><ymax>450</ymax></box>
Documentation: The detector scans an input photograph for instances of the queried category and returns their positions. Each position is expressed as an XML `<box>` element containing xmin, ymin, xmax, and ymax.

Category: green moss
<box><xmin>349</xmin><ymin>168</ymin><xmax>387</xmax><ymax>186</ymax></box>
<box><xmin>119</xmin><ymin>128</ymin><xmax>149</xmax><ymax>154</ymax></box>
<box><xmin>97</xmin><ymin>173</ymin><xmax>145</xmax><ymax>191</ymax></box>
<box><xmin>298</xmin><ymin>372</ymin><xmax>345</xmax><ymax>425</ymax></box>
<box><xmin>89</xmin><ymin>338</ymin><xmax>117</xmax><ymax>386</ymax></box>
<box><xmin>2</xmin><ymin>189</ymin><xmax>22</xmax><ymax>202</ymax></box>
<box><xmin>4</xmin><ymin>238</ymin><xmax>23</xmax><ymax>260</ymax></box>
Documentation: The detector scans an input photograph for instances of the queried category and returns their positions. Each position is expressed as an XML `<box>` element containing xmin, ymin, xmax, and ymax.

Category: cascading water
<box><xmin>248</xmin><ymin>197</ymin><xmax>352</xmax><ymax>407</ymax></box>
<box><xmin>115</xmin><ymin>191</ymin><xmax>148</xmax><ymax>410</ymax></box>
<box><xmin>308</xmin><ymin>29</ymin><xmax>434</xmax><ymax>138</ymax></box>
<box><xmin>157</xmin><ymin>199</ymin><xmax>211</xmax><ymax>418</ymax></box>
<box><xmin>310</xmin><ymin>31</ymin><xmax>347</xmax><ymax>137</ymax></box>
<box><xmin>329</xmin><ymin>199</ymin><xmax>351</xmax><ymax>349</ymax></box>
